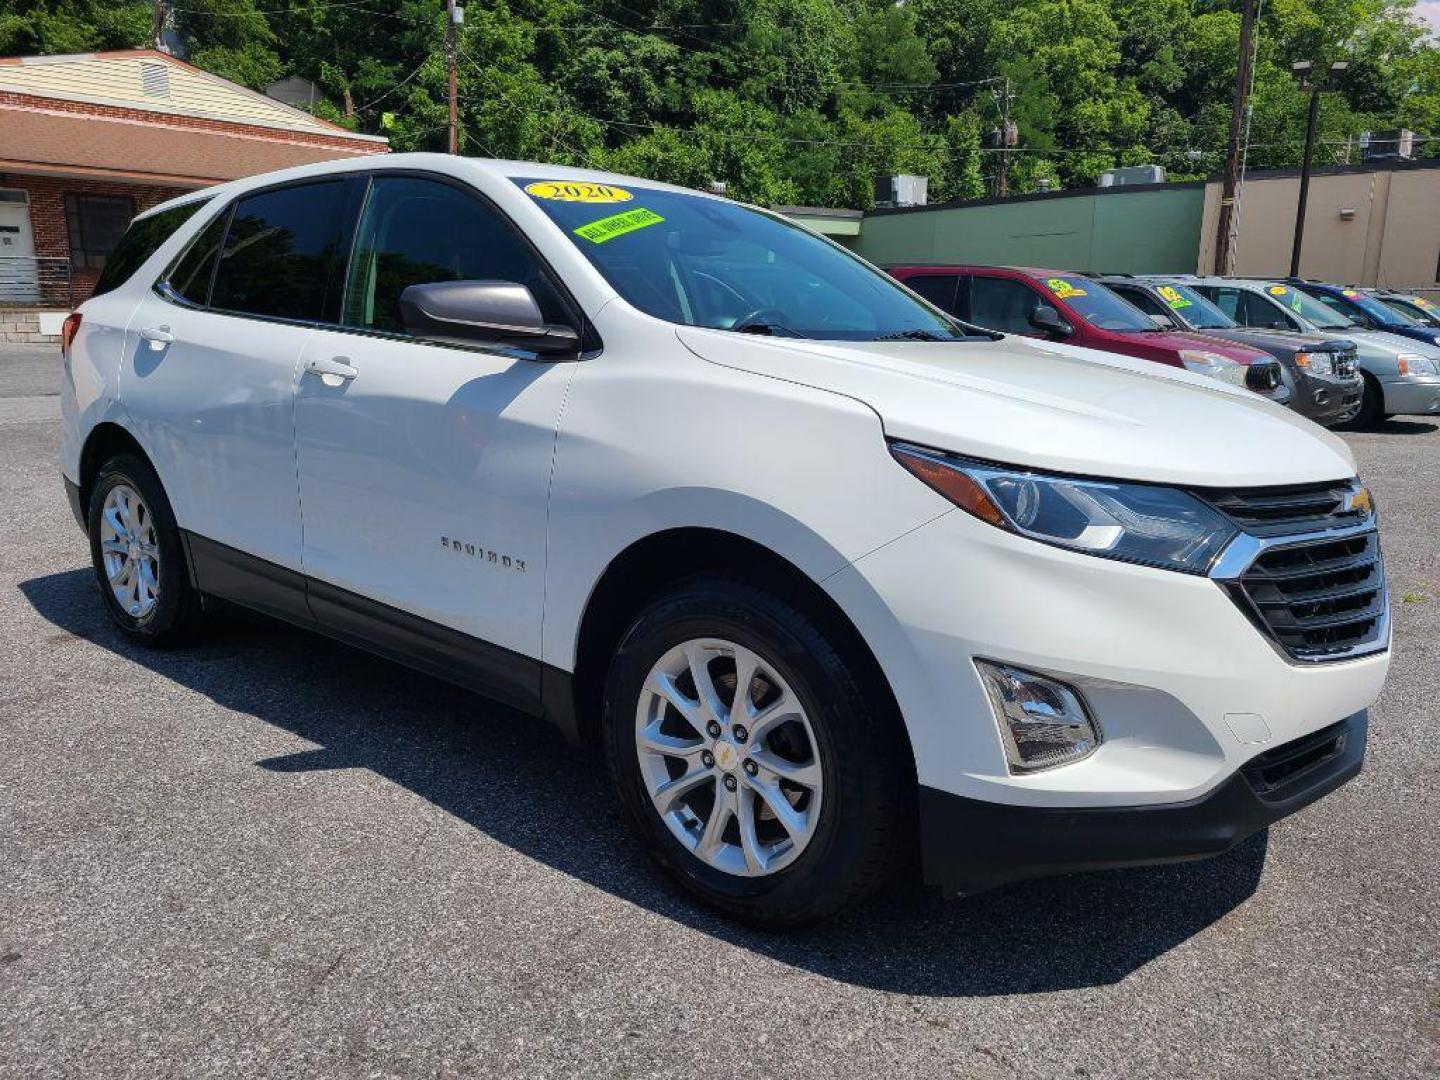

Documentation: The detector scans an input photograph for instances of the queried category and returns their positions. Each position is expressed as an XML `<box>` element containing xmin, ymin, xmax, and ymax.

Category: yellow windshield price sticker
<box><xmin>1157</xmin><ymin>285</ymin><xmax>1192</xmax><ymax>309</ymax></box>
<box><xmin>1046</xmin><ymin>278</ymin><xmax>1087</xmax><ymax>299</ymax></box>
<box><xmin>1416</xmin><ymin>297</ymin><xmax>1434</xmax><ymax>309</ymax></box>
<box><xmin>1268</xmin><ymin>285</ymin><xmax>1289</xmax><ymax>296</ymax></box>
<box><xmin>526</xmin><ymin>181</ymin><xmax>633</xmax><ymax>203</ymax></box>
<box><xmin>1342</xmin><ymin>289</ymin><xmax>1360</xmax><ymax>298</ymax></box>
<box><xmin>575</xmin><ymin>207</ymin><xmax>665</xmax><ymax>244</ymax></box>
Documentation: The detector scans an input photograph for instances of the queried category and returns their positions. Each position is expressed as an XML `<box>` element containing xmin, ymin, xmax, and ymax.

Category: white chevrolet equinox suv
<box><xmin>59</xmin><ymin>155</ymin><xmax>1390</xmax><ymax>925</ymax></box>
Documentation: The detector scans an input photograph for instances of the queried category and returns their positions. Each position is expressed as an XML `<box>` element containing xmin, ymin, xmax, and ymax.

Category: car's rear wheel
<box><xmin>602</xmin><ymin>577</ymin><xmax>912</xmax><ymax>926</ymax></box>
<box><xmin>88</xmin><ymin>454</ymin><xmax>206</xmax><ymax>646</ymax></box>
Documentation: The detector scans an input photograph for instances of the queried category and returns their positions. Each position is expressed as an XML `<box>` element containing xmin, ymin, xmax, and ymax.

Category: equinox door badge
<box><xmin>440</xmin><ymin>536</ymin><xmax>525</xmax><ymax>573</ymax></box>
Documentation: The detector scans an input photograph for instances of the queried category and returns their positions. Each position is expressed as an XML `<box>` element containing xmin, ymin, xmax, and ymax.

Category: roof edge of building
<box><xmin>0</xmin><ymin>89</ymin><xmax>389</xmax><ymax>148</ymax></box>
<box><xmin>0</xmin><ymin>48</ymin><xmax>385</xmax><ymax>141</ymax></box>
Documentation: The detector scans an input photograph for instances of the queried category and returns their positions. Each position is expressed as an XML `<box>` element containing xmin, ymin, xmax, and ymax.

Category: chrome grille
<box><xmin>1201</xmin><ymin>482</ymin><xmax>1388</xmax><ymax>663</ymax></box>
<box><xmin>1200</xmin><ymin>478</ymin><xmax>1367</xmax><ymax>537</ymax></box>
<box><xmin>1333</xmin><ymin>348</ymin><xmax>1357</xmax><ymax>378</ymax></box>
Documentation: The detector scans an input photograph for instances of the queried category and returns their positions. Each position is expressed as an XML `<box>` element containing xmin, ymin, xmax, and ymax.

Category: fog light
<box><xmin>974</xmin><ymin>660</ymin><xmax>1101</xmax><ymax>773</ymax></box>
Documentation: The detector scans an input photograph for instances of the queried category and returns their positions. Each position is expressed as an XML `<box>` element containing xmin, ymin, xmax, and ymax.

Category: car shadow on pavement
<box><xmin>1363</xmin><ymin>419</ymin><xmax>1438</xmax><ymax>435</ymax></box>
<box><xmin>19</xmin><ymin>568</ymin><xmax>1267</xmax><ymax>998</ymax></box>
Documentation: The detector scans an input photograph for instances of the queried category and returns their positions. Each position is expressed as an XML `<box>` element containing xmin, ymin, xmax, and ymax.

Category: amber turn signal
<box><xmin>890</xmin><ymin>446</ymin><xmax>1010</xmax><ymax>529</ymax></box>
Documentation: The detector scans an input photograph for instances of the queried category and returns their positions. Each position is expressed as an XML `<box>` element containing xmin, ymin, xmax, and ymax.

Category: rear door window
<box><xmin>210</xmin><ymin>179</ymin><xmax>355</xmax><ymax>322</ymax></box>
<box><xmin>969</xmin><ymin>276</ymin><xmax>1044</xmax><ymax>335</ymax></box>
<box><xmin>91</xmin><ymin>200</ymin><xmax>207</xmax><ymax>298</ymax></box>
<box><xmin>901</xmin><ymin>273</ymin><xmax>960</xmax><ymax>315</ymax></box>
<box><xmin>163</xmin><ymin>206</ymin><xmax>231</xmax><ymax>306</ymax></box>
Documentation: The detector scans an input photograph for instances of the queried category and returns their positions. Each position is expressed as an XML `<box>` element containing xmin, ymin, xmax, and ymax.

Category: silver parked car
<box><xmin>1181</xmin><ymin>277</ymin><xmax>1440</xmax><ymax>428</ymax></box>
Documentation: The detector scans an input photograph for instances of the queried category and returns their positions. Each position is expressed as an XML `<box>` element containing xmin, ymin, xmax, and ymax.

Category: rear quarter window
<box><xmin>91</xmin><ymin>200</ymin><xmax>208</xmax><ymax>298</ymax></box>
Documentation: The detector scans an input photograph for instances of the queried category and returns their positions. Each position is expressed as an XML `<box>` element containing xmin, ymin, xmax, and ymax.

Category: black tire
<box><xmin>87</xmin><ymin>453</ymin><xmax>207</xmax><ymax>647</ymax></box>
<box><xmin>1337</xmin><ymin>373</ymin><xmax>1384</xmax><ymax>430</ymax></box>
<box><xmin>601</xmin><ymin>576</ymin><xmax>913</xmax><ymax>926</ymax></box>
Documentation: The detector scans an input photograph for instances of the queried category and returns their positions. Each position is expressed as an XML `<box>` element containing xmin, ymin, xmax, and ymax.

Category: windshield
<box><xmin>1036</xmin><ymin>276</ymin><xmax>1155</xmax><ymax>332</ymax></box>
<box><xmin>1327</xmin><ymin>288</ymin><xmax>1414</xmax><ymax>326</ymax></box>
<box><xmin>515</xmin><ymin>179</ymin><xmax>969</xmax><ymax>341</ymax></box>
<box><xmin>1258</xmin><ymin>283</ymin><xmax>1355</xmax><ymax>330</ymax></box>
<box><xmin>1152</xmin><ymin>283</ymin><xmax>1236</xmax><ymax>330</ymax></box>
<box><xmin>1381</xmin><ymin>295</ymin><xmax>1440</xmax><ymax>325</ymax></box>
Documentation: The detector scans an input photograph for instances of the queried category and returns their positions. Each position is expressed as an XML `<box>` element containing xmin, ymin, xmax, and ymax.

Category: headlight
<box><xmin>1294</xmin><ymin>350</ymin><xmax>1335</xmax><ymax>376</ymax></box>
<box><xmin>1178</xmin><ymin>349</ymin><xmax>1247</xmax><ymax>387</ymax></box>
<box><xmin>891</xmin><ymin>444</ymin><xmax>1239</xmax><ymax>574</ymax></box>
<box><xmin>1397</xmin><ymin>354</ymin><xmax>1436</xmax><ymax>375</ymax></box>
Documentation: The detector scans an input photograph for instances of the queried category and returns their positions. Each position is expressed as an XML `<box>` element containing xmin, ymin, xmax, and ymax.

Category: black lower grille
<box><xmin>1232</xmin><ymin>531</ymin><xmax>1386</xmax><ymax>659</ymax></box>
<box><xmin>1242</xmin><ymin>718</ymin><xmax>1349</xmax><ymax>800</ymax></box>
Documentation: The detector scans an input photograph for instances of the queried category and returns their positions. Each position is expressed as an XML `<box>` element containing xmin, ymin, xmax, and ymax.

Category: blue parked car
<box><xmin>1287</xmin><ymin>280</ymin><xmax>1440</xmax><ymax>348</ymax></box>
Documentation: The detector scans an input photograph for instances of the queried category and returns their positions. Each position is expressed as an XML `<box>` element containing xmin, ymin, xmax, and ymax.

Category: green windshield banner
<box><xmin>575</xmin><ymin>207</ymin><xmax>665</xmax><ymax>244</ymax></box>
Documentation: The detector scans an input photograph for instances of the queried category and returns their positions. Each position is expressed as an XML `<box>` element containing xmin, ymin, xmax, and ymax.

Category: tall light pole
<box><xmin>1215</xmin><ymin>0</ymin><xmax>1258</xmax><ymax>275</ymax></box>
<box><xmin>1288</xmin><ymin>59</ymin><xmax>1347</xmax><ymax>277</ymax></box>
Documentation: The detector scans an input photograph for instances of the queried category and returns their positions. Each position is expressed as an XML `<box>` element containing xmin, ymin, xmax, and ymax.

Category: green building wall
<box><xmin>853</xmin><ymin>184</ymin><xmax>1206</xmax><ymax>274</ymax></box>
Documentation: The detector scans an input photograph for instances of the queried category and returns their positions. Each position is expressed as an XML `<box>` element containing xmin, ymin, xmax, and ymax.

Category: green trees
<box><xmin>2</xmin><ymin>0</ymin><xmax>1435</xmax><ymax>206</ymax></box>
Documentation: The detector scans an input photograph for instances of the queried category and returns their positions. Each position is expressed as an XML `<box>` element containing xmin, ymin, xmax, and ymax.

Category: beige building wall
<box><xmin>1197</xmin><ymin>164</ymin><xmax>1440</xmax><ymax>292</ymax></box>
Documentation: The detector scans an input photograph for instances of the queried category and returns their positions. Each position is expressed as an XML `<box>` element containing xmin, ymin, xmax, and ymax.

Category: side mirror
<box><xmin>1029</xmin><ymin>304</ymin><xmax>1074</xmax><ymax>338</ymax></box>
<box><xmin>398</xmin><ymin>280</ymin><xmax>580</xmax><ymax>358</ymax></box>
<box><xmin>1149</xmin><ymin>313</ymin><xmax>1176</xmax><ymax>330</ymax></box>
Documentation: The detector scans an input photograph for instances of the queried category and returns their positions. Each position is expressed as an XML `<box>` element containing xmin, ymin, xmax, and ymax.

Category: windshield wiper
<box><xmin>734</xmin><ymin>319</ymin><xmax>805</xmax><ymax>338</ymax></box>
<box><xmin>872</xmin><ymin>328</ymin><xmax>944</xmax><ymax>342</ymax></box>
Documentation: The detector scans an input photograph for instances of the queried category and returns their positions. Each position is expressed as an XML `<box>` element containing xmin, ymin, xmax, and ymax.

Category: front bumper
<box><xmin>1380</xmin><ymin>374</ymin><xmax>1440</xmax><ymax>415</ymax></box>
<box><xmin>921</xmin><ymin>710</ymin><xmax>1366</xmax><ymax>895</ymax></box>
<box><xmin>1285</xmin><ymin>367</ymin><xmax>1363</xmax><ymax>425</ymax></box>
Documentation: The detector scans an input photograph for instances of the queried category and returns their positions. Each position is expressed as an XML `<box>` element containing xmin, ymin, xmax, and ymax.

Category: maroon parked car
<box><xmin>888</xmin><ymin>265</ymin><xmax>1284</xmax><ymax>397</ymax></box>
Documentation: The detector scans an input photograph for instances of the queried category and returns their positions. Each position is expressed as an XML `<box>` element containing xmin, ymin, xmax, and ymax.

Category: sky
<box><xmin>1418</xmin><ymin>1</ymin><xmax>1440</xmax><ymax>33</ymax></box>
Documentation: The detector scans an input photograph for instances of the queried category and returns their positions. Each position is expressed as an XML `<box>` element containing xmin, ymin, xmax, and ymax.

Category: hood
<box><xmin>1191</xmin><ymin>326</ymin><xmax>1342</xmax><ymax>353</ymax></box>
<box><xmin>1341</xmin><ymin>328</ymin><xmax>1440</xmax><ymax>359</ymax></box>
<box><xmin>1144</xmin><ymin>329</ymin><xmax>1273</xmax><ymax>364</ymax></box>
<box><xmin>677</xmin><ymin>328</ymin><xmax>1356</xmax><ymax>488</ymax></box>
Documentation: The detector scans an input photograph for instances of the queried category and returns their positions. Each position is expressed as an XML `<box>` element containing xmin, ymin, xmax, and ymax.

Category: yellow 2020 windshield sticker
<box><xmin>1046</xmin><ymin>278</ymin><xmax>1086</xmax><ymax>298</ymax></box>
<box><xmin>1157</xmin><ymin>285</ymin><xmax>1192</xmax><ymax>309</ymax></box>
<box><xmin>526</xmin><ymin>181</ymin><xmax>632</xmax><ymax>203</ymax></box>
<box><xmin>575</xmin><ymin>207</ymin><xmax>665</xmax><ymax>244</ymax></box>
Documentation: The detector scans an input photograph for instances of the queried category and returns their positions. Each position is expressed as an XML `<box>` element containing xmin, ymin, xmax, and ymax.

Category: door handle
<box><xmin>139</xmin><ymin>325</ymin><xmax>173</xmax><ymax>350</ymax></box>
<box><xmin>304</xmin><ymin>356</ymin><xmax>358</xmax><ymax>385</ymax></box>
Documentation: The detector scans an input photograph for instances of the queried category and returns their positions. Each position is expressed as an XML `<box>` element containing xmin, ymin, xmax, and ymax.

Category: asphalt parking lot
<box><xmin>1</xmin><ymin>342</ymin><xmax>1436</xmax><ymax>1079</ymax></box>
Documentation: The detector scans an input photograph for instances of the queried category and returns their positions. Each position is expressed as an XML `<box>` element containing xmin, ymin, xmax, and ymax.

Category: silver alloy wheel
<box><xmin>636</xmin><ymin>638</ymin><xmax>824</xmax><ymax>877</ymax></box>
<box><xmin>99</xmin><ymin>483</ymin><xmax>161</xmax><ymax>619</ymax></box>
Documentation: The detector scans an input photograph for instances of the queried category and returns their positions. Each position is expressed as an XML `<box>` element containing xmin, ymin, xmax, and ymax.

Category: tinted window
<box><xmin>970</xmin><ymin>276</ymin><xmax>1044</xmax><ymax>334</ymax></box>
<box><xmin>210</xmin><ymin>180</ymin><xmax>350</xmax><ymax>321</ymax></box>
<box><xmin>165</xmin><ymin>207</ymin><xmax>231</xmax><ymax>306</ymax></box>
<box><xmin>344</xmin><ymin>176</ymin><xmax>567</xmax><ymax>333</ymax></box>
<box><xmin>1255</xmin><ymin>283</ymin><xmax>1353</xmax><ymax>329</ymax></box>
<box><xmin>901</xmin><ymin>273</ymin><xmax>959</xmax><ymax>314</ymax></box>
<box><xmin>517</xmin><ymin>179</ymin><xmax>967</xmax><ymax>341</ymax></box>
<box><xmin>1112</xmin><ymin>285</ymin><xmax>1168</xmax><ymax>319</ymax></box>
<box><xmin>91</xmin><ymin>200</ymin><xmax>207</xmax><ymax>298</ymax></box>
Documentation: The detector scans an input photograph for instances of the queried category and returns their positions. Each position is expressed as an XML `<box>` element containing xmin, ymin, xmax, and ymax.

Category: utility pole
<box><xmin>1214</xmin><ymin>0</ymin><xmax>1258</xmax><ymax>275</ymax></box>
<box><xmin>992</xmin><ymin>78</ymin><xmax>1016</xmax><ymax>198</ymax></box>
<box><xmin>1288</xmin><ymin>60</ymin><xmax>1347</xmax><ymax>277</ymax></box>
<box><xmin>151</xmin><ymin>0</ymin><xmax>167</xmax><ymax>52</ymax></box>
<box><xmin>445</xmin><ymin>0</ymin><xmax>460</xmax><ymax>154</ymax></box>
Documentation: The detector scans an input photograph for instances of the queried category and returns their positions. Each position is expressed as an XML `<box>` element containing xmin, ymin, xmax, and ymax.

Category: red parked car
<box><xmin>888</xmin><ymin>265</ymin><xmax>1284</xmax><ymax>396</ymax></box>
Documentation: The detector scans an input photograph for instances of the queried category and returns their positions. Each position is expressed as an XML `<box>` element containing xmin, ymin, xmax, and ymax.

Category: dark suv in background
<box><xmin>1288</xmin><ymin>280</ymin><xmax>1440</xmax><ymax>348</ymax></box>
<box><xmin>1104</xmin><ymin>276</ymin><xmax>1361</xmax><ymax>427</ymax></box>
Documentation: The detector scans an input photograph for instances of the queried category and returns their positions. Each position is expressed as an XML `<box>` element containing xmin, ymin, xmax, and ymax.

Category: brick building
<box><xmin>0</xmin><ymin>49</ymin><xmax>388</xmax><ymax>341</ymax></box>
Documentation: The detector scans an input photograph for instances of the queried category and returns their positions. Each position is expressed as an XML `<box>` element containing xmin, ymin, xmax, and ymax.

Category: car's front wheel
<box><xmin>87</xmin><ymin>453</ymin><xmax>206</xmax><ymax>646</ymax></box>
<box><xmin>602</xmin><ymin>577</ymin><xmax>912</xmax><ymax>926</ymax></box>
<box><xmin>1338</xmin><ymin>373</ymin><xmax>1385</xmax><ymax>429</ymax></box>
